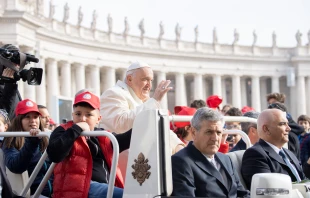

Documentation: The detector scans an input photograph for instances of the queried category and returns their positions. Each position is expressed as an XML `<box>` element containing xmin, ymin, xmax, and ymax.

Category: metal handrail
<box><xmin>0</xmin><ymin>132</ymin><xmax>51</xmax><ymax>197</ymax></box>
<box><xmin>33</xmin><ymin>131</ymin><xmax>119</xmax><ymax>198</ymax></box>
<box><xmin>169</xmin><ymin>115</ymin><xmax>257</xmax><ymax>123</ymax></box>
<box><xmin>0</xmin><ymin>131</ymin><xmax>119</xmax><ymax>198</ymax></box>
<box><xmin>223</xmin><ymin>129</ymin><xmax>251</xmax><ymax>149</ymax></box>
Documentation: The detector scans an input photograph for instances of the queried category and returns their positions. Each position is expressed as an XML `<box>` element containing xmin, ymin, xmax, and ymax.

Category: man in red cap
<box><xmin>206</xmin><ymin>95</ymin><xmax>223</xmax><ymax>111</ymax></box>
<box><xmin>47</xmin><ymin>89</ymin><xmax>131</xmax><ymax>198</ymax></box>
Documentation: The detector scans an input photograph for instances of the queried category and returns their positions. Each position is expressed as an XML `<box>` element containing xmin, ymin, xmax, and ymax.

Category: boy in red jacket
<box><xmin>47</xmin><ymin>90</ymin><xmax>131</xmax><ymax>198</ymax></box>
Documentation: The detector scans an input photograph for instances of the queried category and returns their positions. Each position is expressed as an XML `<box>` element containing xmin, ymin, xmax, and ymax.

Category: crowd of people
<box><xmin>0</xmin><ymin>44</ymin><xmax>310</xmax><ymax>197</ymax></box>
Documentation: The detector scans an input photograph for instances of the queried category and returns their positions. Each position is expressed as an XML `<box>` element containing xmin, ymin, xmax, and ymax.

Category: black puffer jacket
<box><xmin>0</xmin><ymin>82</ymin><xmax>21</xmax><ymax>120</ymax></box>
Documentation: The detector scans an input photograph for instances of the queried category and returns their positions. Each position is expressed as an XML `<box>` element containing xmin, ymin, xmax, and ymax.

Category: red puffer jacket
<box><xmin>52</xmin><ymin>121</ymin><xmax>124</xmax><ymax>198</ymax></box>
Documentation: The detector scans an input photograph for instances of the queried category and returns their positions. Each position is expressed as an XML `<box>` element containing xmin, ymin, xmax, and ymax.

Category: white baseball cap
<box><xmin>126</xmin><ymin>61</ymin><xmax>151</xmax><ymax>72</ymax></box>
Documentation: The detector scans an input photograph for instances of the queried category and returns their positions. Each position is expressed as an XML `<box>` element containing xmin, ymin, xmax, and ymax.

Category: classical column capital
<box><xmin>45</xmin><ymin>58</ymin><xmax>57</xmax><ymax>65</ymax></box>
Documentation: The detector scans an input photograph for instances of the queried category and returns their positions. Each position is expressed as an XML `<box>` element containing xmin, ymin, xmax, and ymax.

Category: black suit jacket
<box><xmin>241</xmin><ymin>139</ymin><xmax>305</xmax><ymax>189</ymax></box>
<box><xmin>172</xmin><ymin>142</ymin><xmax>249</xmax><ymax>197</ymax></box>
<box><xmin>230</xmin><ymin>139</ymin><xmax>246</xmax><ymax>152</ymax></box>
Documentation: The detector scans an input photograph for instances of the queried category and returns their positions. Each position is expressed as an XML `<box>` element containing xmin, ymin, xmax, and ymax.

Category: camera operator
<box><xmin>0</xmin><ymin>44</ymin><xmax>22</xmax><ymax>120</ymax></box>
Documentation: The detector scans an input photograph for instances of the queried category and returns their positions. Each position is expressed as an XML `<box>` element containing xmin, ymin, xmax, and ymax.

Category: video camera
<box><xmin>0</xmin><ymin>46</ymin><xmax>42</xmax><ymax>85</ymax></box>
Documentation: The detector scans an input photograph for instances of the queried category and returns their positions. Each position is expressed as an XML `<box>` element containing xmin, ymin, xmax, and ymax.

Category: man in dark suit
<box><xmin>241</xmin><ymin>109</ymin><xmax>305</xmax><ymax>189</ymax></box>
<box><xmin>172</xmin><ymin>107</ymin><xmax>249</xmax><ymax>197</ymax></box>
<box><xmin>230</xmin><ymin>111</ymin><xmax>260</xmax><ymax>152</ymax></box>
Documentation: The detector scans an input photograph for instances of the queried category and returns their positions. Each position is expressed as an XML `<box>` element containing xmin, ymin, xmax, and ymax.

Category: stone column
<box><xmin>74</xmin><ymin>63</ymin><xmax>85</xmax><ymax>92</ymax></box>
<box><xmin>241</xmin><ymin>78</ymin><xmax>247</xmax><ymax>107</ymax></box>
<box><xmin>202</xmin><ymin>78</ymin><xmax>208</xmax><ymax>100</ymax></box>
<box><xmin>90</xmin><ymin>65</ymin><xmax>100</xmax><ymax>96</ymax></box>
<box><xmin>102</xmin><ymin>67</ymin><xmax>116</xmax><ymax>92</ymax></box>
<box><xmin>297</xmin><ymin>75</ymin><xmax>306</xmax><ymax>116</ymax></box>
<box><xmin>71</xmin><ymin>67</ymin><xmax>76</xmax><ymax>97</ymax></box>
<box><xmin>306</xmin><ymin>76</ymin><xmax>310</xmax><ymax>115</ymax></box>
<box><xmin>59</xmin><ymin>61</ymin><xmax>71</xmax><ymax>97</ymax></box>
<box><xmin>221</xmin><ymin>78</ymin><xmax>227</xmax><ymax>105</ymax></box>
<box><xmin>271</xmin><ymin>76</ymin><xmax>280</xmax><ymax>93</ymax></box>
<box><xmin>251</xmin><ymin>76</ymin><xmax>261</xmax><ymax>112</ymax></box>
<box><xmin>35</xmin><ymin>57</ymin><xmax>46</xmax><ymax>105</ymax></box>
<box><xmin>22</xmin><ymin>47</ymin><xmax>36</xmax><ymax>101</ymax></box>
<box><xmin>46</xmin><ymin>59</ymin><xmax>59</xmax><ymax>112</ymax></box>
<box><xmin>193</xmin><ymin>73</ymin><xmax>203</xmax><ymax>100</ymax></box>
<box><xmin>156</xmin><ymin>71</ymin><xmax>168</xmax><ymax>109</ymax></box>
<box><xmin>120</xmin><ymin>69</ymin><xmax>127</xmax><ymax>81</ymax></box>
<box><xmin>85</xmin><ymin>70</ymin><xmax>91</xmax><ymax>90</ymax></box>
<box><xmin>232</xmin><ymin>75</ymin><xmax>241</xmax><ymax>108</ymax></box>
<box><xmin>175</xmin><ymin>73</ymin><xmax>187</xmax><ymax>106</ymax></box>
<box><xmin>212</xmin><ymin>74</ymin><xmax>222</xmax><ymax>96</ymax></box>
<box><xmin>260</xmin><ymin>78</ymin><xmax>268</xmax><ymax>109</ymax></box>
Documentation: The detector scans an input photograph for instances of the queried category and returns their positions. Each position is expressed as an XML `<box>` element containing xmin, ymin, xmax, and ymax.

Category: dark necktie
<box><xmin>279</xmin><ymin>150</ymin><xmax>301</xmax><ymax>182</ymax></box>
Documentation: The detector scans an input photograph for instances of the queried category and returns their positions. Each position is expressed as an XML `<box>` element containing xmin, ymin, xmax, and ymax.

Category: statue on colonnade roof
<box><xmin>194</xmin><ymin>25</ymin><xmax>199</xmax><ymax>43</ymax></box>
<box><xmin>123</xmin><ymin>17</ymin><xmax>130</xmax><ymax>37</ymax></box>
<box><xmin>213</xmin><ymin>27</ymin><xmax>218</xmax><ymax>44</ymax></box>
<box><xmin>138</xmin><ymin>18</ymin><xmax>145</xmax><ymax>39</ymax></box>
<box><xmin>91</xmin><ymin>10</ymin><xmax>98</xmax><ymax>30</ymax></box>
<box><xmin>175</xmin><ymin>23</ymin><xmax>182</xmax><ymax>42</ymax></box>
<box><xmin>107</xmin><ymin>14</ymin><xmax>113</xmax><ymax>34</ymax></box>
<box><xmin>272</xmin><ymin>31</ymin><xmax>277</xmax><ymax>47</ymax></box>
<box><xmin>232</xmin><ymin>28</ymin><xmax>239</xmax><ymax>45</ymax></box>
<box><xmin>49</xmin><ymin>0</ymin><xmax>55</xmax><ymax>19</ymax></box>
<box><xmin>77</xmin><ymin>6</ymin><xmax>83</xmax><ymax>27</ymax></box>
<box><xmin>158</xmin><ymin>21</ymin><xmax>164</xmax><ymax>40</ymax></box>
<box><xmin>63</xmin><ymin>2</ymin><xmax>69</xmax><ymax>23</ymax></box>
<box><xmin>295</xmin><ymin>30</ymin><xmax>302</xmax><ymax>47</ymax></box>
<box><xmin>252</xmin><ymin>30</ymin><xmax>257</xmax><ymax>46</ymax></box>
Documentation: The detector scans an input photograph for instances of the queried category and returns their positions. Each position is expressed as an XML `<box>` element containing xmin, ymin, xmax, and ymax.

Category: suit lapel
<box><xmin>188</xmin><ymin>143</ymin><xmax>228</xmax><ymax>192</ymax></box>
<box><xmin>259</xmin><ymin>139</ymin><xmax>286</xmax><ymax>166</ymax></box>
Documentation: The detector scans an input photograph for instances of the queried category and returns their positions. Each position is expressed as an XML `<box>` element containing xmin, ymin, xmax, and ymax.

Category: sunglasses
<box><xmin>268</xmin><ymin>103</ymin><xmax>286</xmax><ymax>112</ymax></box>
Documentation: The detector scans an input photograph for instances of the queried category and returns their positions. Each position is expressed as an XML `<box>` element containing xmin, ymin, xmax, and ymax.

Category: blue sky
<box><xmin>45</xmin><ymin>0</ymin><xmax>310</xmax><ymax>47</ymax></box>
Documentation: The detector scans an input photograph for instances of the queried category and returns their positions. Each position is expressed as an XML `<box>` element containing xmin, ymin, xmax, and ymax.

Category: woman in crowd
<box><xmin>2</xmin><ymin>99</ymin><xmax>53</xmax><ymax>197</ymax></box>
<box><xmin>173</xmin><ymin>106</ymin><xmax>196</xmax><ymax>145</ymax></box>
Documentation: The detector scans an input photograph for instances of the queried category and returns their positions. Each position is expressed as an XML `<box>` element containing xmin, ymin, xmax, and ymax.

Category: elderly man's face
<box><xmin>127</xmin><ymin>67</ymin><xmax>153</xmax><ymax>101</ymax></box>
<box><xmin>192</xmin><ymin>120</ymin><xmax>223</xmax><ymax>156</ymax></box>
<box><xmin>265</xmin><ymin>111</ymin><xmax>291</xmax><ymax>148</ymax></box>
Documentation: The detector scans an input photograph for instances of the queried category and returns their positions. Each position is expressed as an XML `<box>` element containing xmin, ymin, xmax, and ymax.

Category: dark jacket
<box><xmin>287</xmin><ymin>117</ymin><xmax>304</xmax><ymax>160</ymax></box>
<box><xmin>299</xmin><ymin>133</ymin><xmax>310</xmax><ymax>166</ymax></box>
<box><xmin>172</xmin><ymin>142</ymin><xmax>250</xmax><ymax>197</ymax></box>
<box><xmin>47</xmin><ymin>124</ymin><xmax>131</xmax><ymax>185</ymax></box>
<box><xmin>3</xmin><ymin>138</ymin><xmax>53</xmax><ymax>197</ymax></box>
<box><xmin>0</xmin><ymin>83</ymin><xmax>21</xmax><ymax>120</ymax></box>
<box><xmin>230</xmin><ymin>139</ymin><xmax>246</xmax><ymax>152</ymax></box>
<box><xmin>241</xmin><ymin>139</ymin><xmax>305</xmax><ymax>189</ymax></box>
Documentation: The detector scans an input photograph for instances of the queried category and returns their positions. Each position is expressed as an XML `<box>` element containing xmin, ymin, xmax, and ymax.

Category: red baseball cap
<box><xmin>174</xmin><ymin>107</ymin><xmax>197</xmax><ymax>128</ymax></box>
<box><xmin>49</xmin><ymin>118</ymin><xmax>56</xmax><ymax>125</ymax></box>
<box><xmin>15</xmin><ymin>99</ymin><xmax>40</xmax><ymax>116</ymax></box>
<box><xmin>174</xmin><ymin>106</ymin><xmax>187</xmax><ymax>115</ymax></box>
<box><xmin>241</xmin><ymin>106</ymin><xmax>255</xmax><ymax>114</ymax></box>
<box><xmin>74</xmin><ymin>91</ymin><xmax>100</xmax><ymax>109</ymax></box>
<box><xmin>206</xmin><ymin>95</ymin><xmax>223</xmax><ymax>109</ymax></box>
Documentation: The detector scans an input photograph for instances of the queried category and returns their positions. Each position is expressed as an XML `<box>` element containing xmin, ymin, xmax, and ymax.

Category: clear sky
<box><xmin>44</xmin><ymin>0</ymin><xmax>310</xmax><ymax>47</ymax></box>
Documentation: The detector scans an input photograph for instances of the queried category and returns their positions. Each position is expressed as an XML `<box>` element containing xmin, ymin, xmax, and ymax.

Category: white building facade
<box><xmin>0</xmin><ymin>0</ymin><xmax>310</xmax><ymax>122</ymax></box>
